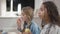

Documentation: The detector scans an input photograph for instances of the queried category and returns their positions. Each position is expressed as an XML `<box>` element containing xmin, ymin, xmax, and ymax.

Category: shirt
<box><xmin>18</xmin><ymin>21</ymin><xmax>40</xmax><ymax>34</ymax></box>
<box><xmin>40</xmin><ymin>24</ymin><xmax>60</xmax><ymax>34</ymax></box>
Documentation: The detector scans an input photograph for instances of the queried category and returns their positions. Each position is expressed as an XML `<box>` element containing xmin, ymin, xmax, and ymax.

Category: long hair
<box><xmin>22</xmin><ymin>6</ymin><xmax>34</xmax><ymax>21</ymax></box>
<box><xmin>21</xmin><ymin>6</ymin><xmax>34</xmax><ymax>32</ymax></box>
<box><xmin>43</xmin><ymin>1</ymin><xmax>60</xmax><ymax>26</ymax></box>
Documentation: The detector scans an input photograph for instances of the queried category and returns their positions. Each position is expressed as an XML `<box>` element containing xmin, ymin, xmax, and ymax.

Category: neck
<box><xmin>43</xmin><ymin>17</ymin><xmax>51</xmax><ymax>24</ymax></box>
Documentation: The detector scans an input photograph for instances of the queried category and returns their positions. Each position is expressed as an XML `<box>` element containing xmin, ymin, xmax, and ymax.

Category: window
<box><xmin>1</xmin><ymin>0</ymin><xmax>34</xmax><ymax>17</ymax></box>
<box><xmin>6</xmin><ymin>0</ymin><xmax>20</xmax><ymax>11</ymax></box>
<box><xmin>6</xmin><ymin>0</ymin><xmax>11</xmax><ymax>11</ymax></box>
<box><xmin>5</xmin><ymin>0</ymin><xmax>21</xmax><ymax>17</ymax></box>
<box><xmin>13</xmin><ymin>0</ymin><xmax>18</xmax><ymax>11</ymax></box>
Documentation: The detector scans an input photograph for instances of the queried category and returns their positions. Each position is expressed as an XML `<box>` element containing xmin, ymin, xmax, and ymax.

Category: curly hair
<box><xmin>43</xmin><ymin>1</ymin><xmax>60</xmax><ymax>26</ymax></box>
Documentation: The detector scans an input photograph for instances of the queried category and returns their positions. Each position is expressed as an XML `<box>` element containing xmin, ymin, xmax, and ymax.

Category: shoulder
<box><xmin>49</xmin><ymin>25</ymin><xmax>60</xmax><ymax>34</ymax></box>
<box><xmin>40</xmin><ymin>24</ymin><xmax>60</xmax><ymax>34</ymax></box>
<box><xmin>30</xmin><ymin>21</ymin><xmax>40</xmax><ymax>34</ymax></box>
<box><xmin>31</xmin><ymin>21</ymin><xmax>40</xmax><ymax>29</ymax></box>
<box><xmin>30</xmin><ymin>21</ymin><xmax>40</xmax><ymax>31</ymax></box>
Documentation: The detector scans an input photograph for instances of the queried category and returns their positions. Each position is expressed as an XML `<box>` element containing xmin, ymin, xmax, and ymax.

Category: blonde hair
<box><xmin>22</xmin><ymin>6</ymin><xmax>34</xmax><ymax>21</ymax></box>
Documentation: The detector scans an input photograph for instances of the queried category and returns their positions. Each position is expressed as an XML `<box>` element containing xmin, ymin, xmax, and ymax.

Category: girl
<box><xmin>17</xmin><ymin>6</ymin><xmax>40</xmax><ymax>34</ymax></box>
<box><xmin>38</xmin><ymin>1</ymin><xmax>60</xmax><ymax>34</ymax></box>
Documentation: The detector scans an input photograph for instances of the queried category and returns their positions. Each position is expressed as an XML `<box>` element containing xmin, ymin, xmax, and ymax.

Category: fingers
<box><xmin>17</xmin><ymin>18</ymin><xmax>21</xmax><ymax>29</ymax></box>
<box><xmin>17</xmin><ymin>18</ymin><xmax>21</xmax><ymax>23</ymax></box>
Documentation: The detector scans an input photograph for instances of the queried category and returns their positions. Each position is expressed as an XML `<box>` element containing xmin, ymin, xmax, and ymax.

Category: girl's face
<box><xmin>21</xmin><ymin>12</ymin><xmax>27</xmax><ymax>22</ymax></box>
<box><xmin>38</xmin><ymin>4</ymin><xmax>47</xmax><ymax>19</ymax></box>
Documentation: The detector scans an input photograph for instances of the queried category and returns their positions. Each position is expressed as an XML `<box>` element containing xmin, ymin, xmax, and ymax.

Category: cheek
<box><xmin>38</xmin><ymin>11</ymin><xmax>44</xmax><ymax>16</ymax></box>
<box><xmin>42</xmin><ymin>11</ymin><xmax>45</xmax><ymax>16</ymax></box>
<box><xmin>38</xmin><ymin>11</ymin><xmax>45</xmax><ymax>19</ymax></box>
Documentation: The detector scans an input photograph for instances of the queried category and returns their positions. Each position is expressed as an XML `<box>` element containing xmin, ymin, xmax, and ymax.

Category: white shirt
<box><xmin>40</xmin><ymin>24</ymin><xmax>60</xmax><ymax>34</ymax></box>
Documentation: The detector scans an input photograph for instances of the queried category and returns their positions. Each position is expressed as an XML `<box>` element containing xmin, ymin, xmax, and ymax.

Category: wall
<box><xmin>54</xmin><ymin>0</ymin><xmax>60</xmax><ymax>15</ymax></box>
<box><xmin>0</xmin><ymin>17</ymin><xmax>18</xmax><ymax>32</ymax></box>
<box><xmin>0</xmin><ymin>0</ymin><xmax>6</xmax><ymax>16</ymax></box>
<box><xmin>0</xmin><ymin>0</ymin><xmax>1</xmax><ymax>16</ymax></box>
<box><xmin>34</xmin><ymin>0</ymin><xmax>43</xmax><ymax>17</ymax></box>
<box><xmin>0</xmin><ymin>17</ymin><xmax>42</xmax><ymax>32</ymax></box>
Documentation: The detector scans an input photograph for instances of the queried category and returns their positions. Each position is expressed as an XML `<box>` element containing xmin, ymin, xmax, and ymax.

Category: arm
<box><xmin>17</xmin><ymin>18</ymin><xmax>22</xmax><ymax>32</ymax></box>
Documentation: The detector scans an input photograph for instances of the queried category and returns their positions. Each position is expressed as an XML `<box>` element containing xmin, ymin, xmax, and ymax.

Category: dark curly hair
<box><xmin>43</xmin><ymin>1</ymin><xmax>60</xmax><ymax>26</ymax></box>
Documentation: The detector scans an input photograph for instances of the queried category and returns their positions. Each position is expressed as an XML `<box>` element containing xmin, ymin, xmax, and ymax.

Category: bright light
<box><xmin>18</xmin><ymin>4</ymin><xmax>21</xmax><ymax>15</ymax></box>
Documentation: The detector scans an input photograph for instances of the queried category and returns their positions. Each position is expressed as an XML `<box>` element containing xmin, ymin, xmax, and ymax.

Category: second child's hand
<box><xmin>17</xmin><ymin>18</ymin><xmax>22</xmax><ymax>29</ymax></box>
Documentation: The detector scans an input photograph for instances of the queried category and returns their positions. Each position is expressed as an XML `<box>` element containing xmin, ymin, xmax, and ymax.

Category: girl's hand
<box><xmin>17</xmin><ymin>18</ymin><xmax>22</xmax><ymax>29</ymax></box>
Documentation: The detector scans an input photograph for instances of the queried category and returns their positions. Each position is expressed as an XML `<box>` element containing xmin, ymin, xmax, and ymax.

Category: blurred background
<box><xmin>0</xmin><ymin>0</ymin><xmax>60</xmax><ymax>32</ymax></box>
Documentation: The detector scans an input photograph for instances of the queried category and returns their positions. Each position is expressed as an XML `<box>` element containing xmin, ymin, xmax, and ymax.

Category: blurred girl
<box><xmin>17</xmin><ymin>6</ymin><xmax>40</xmax><ymax>34</ymax></box>
<box><xmin>38</xmin><ymin>1</ymin><xmax>60</xmax><ymax>34</ymax></box>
